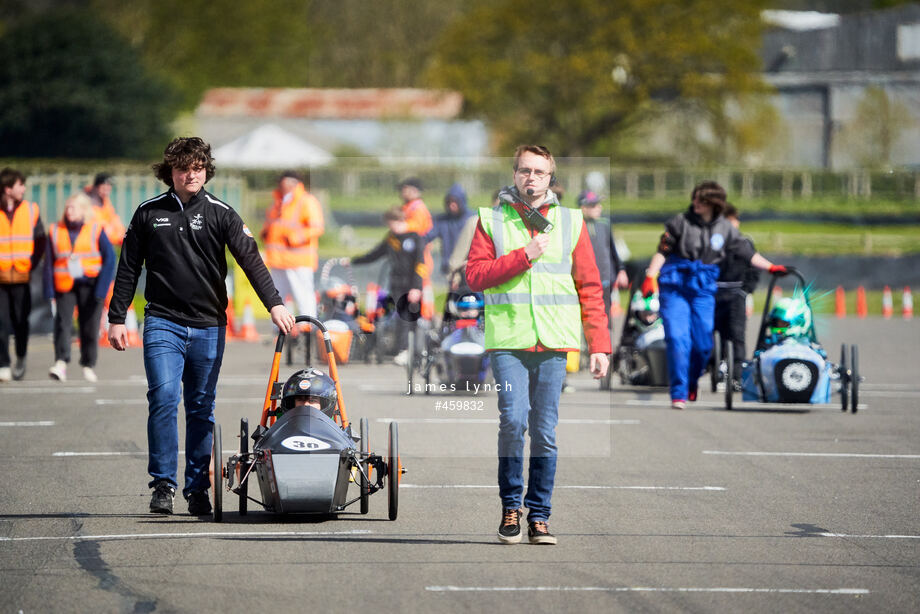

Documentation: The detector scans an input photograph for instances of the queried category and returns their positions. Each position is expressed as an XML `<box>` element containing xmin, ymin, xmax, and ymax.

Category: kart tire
<box><xmin>406</xmin><ymin>329</ymin><xmax>416</xmax><ymax>396</ymax></box>
<box><xmin>212</xmin><ymin>422</ymin><xmax>223</xmax><ymax>522</ymax></box>
<box><xmin>711</xmin><ymin>330</ymin><xmax>722</xmax><ymax>393</ymax></box>
<box><xmin>851</xmin><ymin>344</ymin><xmax>859</xmax><ymax>413</ymax></box>
<box><xmin>724</xmin><ymin>342</ymin><xmax>733</xmax><ymax>411</ymax></box>
<box><xmin>360</xmin><ymin>417</ymin><xmax>370</xmax><ymax>514</ymax></box>
<box><xmin>239</xmin><ymin>418</ymin><xmax>248</xmax><ymax>516</ymax></box>
<box><xmin>388</xmin><ymin>421</ymin><xmax>399</xmax><ymax>521</ymax></box>
<box><xmin>839</xmin><ymin>344</ymin><xmax>849</xmax><ymax>412</ymax></box>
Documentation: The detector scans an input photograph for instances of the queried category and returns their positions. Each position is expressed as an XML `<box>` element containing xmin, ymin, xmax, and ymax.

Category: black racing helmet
<box><xmin>280</xmin><ymin>368</ymin><xmax>338</xmax><ymax>418</ymax></box>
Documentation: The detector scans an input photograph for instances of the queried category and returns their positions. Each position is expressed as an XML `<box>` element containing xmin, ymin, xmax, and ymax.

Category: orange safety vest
<box><xmin>263</xmin><ymin>183</ymin><xmax>324</xmax><ymax>270</ymax></box>
<box><xmin>0</xmin><ymin>201</ymin><xmax>40</xmax><ymax>284</ymax></box>
<box><xmin>51</xmin><ymin>222</ymin><xmax>102</xmax><ymax>293</ymax></box>
<box><xmin>85</xmin><ymin>187</ymin><xmax>125</xmax><ymax>247</ymax></box>
<box><xmin>402</xmin><ymin>198</ymin><xmax>433</xmax><ymax>282</ymax></box>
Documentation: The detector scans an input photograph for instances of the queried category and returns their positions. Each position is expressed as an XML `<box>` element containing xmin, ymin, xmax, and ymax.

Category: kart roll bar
<box><xmin>260</xmin><ymin>315</ymin><xmax>350</xmax><ymax>430</ymax></box>
<box><xmin>754</xmin><ymin>266</ymin><xmax>817</xmax><ymax>353</ymax></box>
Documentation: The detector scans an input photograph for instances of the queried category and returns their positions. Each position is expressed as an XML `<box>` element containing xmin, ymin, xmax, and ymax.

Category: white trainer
<box><xmin>82</xmin><ymin>367</ymin><xmax>98</xmax><ymax>383</ymax></box>
<box><xmin>0</xmin><ymin>367</ymin><xmax>11</xmax><ymax>382</ymax></box>
<box><xmin>49</xmin><ymin>360</ymin><xmax>67</xmax><ymax>381</ymax></box>
<box><xmin>393</xmin><ymin>349</ymin><xmax>409</xmax><ymax>366</ymax></box>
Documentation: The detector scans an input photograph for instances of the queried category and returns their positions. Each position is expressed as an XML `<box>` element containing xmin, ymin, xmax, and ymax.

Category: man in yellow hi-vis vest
<box><xmin>466</xmin><ymin>145</ymin><xmax>611</xmax><ymax>545</ymax></box>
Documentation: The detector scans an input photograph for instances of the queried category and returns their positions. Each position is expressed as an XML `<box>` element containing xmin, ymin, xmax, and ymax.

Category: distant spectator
<box><xmin>576</xmin><ymin>190</ymin><xmax>629</xmax><ymax>320</ymax></box>
<box><xmin>447</xmin><ymin>190</ymin><xmax>499</xmax><ymax>285</ymax></box>
<box><xmin>345</xmin><ymin>206</ymin><xmax>424</xmax><ymax>366</ymax></box>
<box><xmin>44</xmin><ymin>192</ymin><xmax>115</xmax><ymax>382</ymax></box>
<box><xmin>261</xmin><ymin>170</ymin><xmax>325</xmax><ymax>317</ymax></box>
<box><xmin>398</xmin><ymin>177</ymin><xmax>434</xmax><ymax>319</ymax></box>
<box><xmin>426</xmin><ymin>182</ymin><xmax>473</xmax><ymax>275</ymax></box>
<box><xmin>0</xmin><ymin>167</ymin><xmax>46</xmax><ymax>382</ymax></box>
<box><xmin>85</xmin><ymin>173</ymin><xmax>126</xmax><ymax>246</ymax></box>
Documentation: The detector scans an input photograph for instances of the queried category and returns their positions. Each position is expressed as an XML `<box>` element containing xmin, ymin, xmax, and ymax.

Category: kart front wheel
<box><xmin>212</xmin><ymin>422</ymin><xmax>223</xmax><ymax>522</ymax></box>
<box><xmin>238</xmin><ymin>418</ymin><xmax>249</xmax><ymax>516</ymax></box>
<box><xmin>724</xmin><ymin>343</ymin><xmax>734</xmax><ymax>411</ymax></box>
<box><xmin>387</xmin><ymin>420</ymin><xmax>400</xmax><ymax>521</ymax></box>
<box><xmin>405</xmin><ymin>329</ymin><xmax>416</xmax><ymax>396</ymax></box>
<box><xmin>839</xmin><ymin>344</ymin><xmax>849</xmax><ymax>412</ymax></box>
<box><xmin>711</xmin><ymin>330</ymin><xmax>722</xmax><ymax>393</ymax></box>
<box><xmin>850</xmin><ymin>344</ymin><xmax>859</xmax><ymax>413</ymax></box>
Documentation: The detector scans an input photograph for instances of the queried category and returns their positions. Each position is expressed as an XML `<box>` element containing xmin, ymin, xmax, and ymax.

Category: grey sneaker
<box><xmin>12</xmin><ymin>358</ymin><xmax>25</xmax><ymax>381</ymax></box>
<box><xmin>528</xmin><ymin>520</ymin><xmax>557</xmax><ymax>545</ymax></box>
<box><xmin>498</xmin><ymin>508</ymin><xmax>523</xmax><ymax>544</ymax></box>
<box><xmin>187</xmin><ymin>490</ymin><xmax>212</xmax><ymax>516</ymax></box>
<box><xmin>149</xmin><ymin>480</ymin><xmax>175</xmax><ymax>514</ymax></box>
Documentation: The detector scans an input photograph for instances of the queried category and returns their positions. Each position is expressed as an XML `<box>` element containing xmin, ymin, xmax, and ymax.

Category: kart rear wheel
<box><xmin>359</xmin><ymin>417</ymin><xmax>370</xmax><ymax>514</ymax></box>
<box><xmin>724</xmin><ymin>342</ymin><xmax>734</xmax><ymax>410</ymax></box>
<box><xmin>839</xmin><ymin>344</ymin><xmax>849</xmax><ymax>412</ymax></box>
<box><xmin>212</xmin><ymin>422</ymin><xmax>223</xmax><ymax>522</ymax></box>
<box><xmin>238</xmin><ymin>418</ymin><xmax>249</xmax><ymax>516</ymax></box>
<box><xmin>711</xmin><ymin>330</ymin><xmax>722</xmax><ymax>393</ymax></box>
<box><xmin>850</xmin><ymin>344</ymin><xmax>859</xmax><ymax>413</ymax></box>
<box><xmin>387</xmin><ymin>420</ymin><xmax>399</xmax><ymax>521</ymax></box>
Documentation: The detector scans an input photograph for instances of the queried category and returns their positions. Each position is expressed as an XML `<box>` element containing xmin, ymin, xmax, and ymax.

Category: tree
<box><xmin>426</xmin><ymin>0</ymin><xmax>770</xmax><ymax>158</ymax></box>
<box><xmin>0</xmin><ymin>8</ymin><xmax>179</xmax><ymax>158</ymax></box>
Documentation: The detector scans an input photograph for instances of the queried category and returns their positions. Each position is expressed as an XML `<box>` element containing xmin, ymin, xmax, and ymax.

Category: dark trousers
<box><xmin>54</xmin><ymin>283</ymin><xmax>103</xmax><ymax>367</ymax></box>
<box><xmin>714</xmin><ymin>289</ymin><xmax>747</xmax><ymax>377</ymax></box>
<box><xmin>0</xmin><ymin>282</ymin><xmax>31</xmax><ymax>367</ymax></box>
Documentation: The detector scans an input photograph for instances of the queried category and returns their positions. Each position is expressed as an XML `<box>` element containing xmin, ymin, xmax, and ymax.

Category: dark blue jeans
<box><xmin>491</xmin><ymin>350</ymin><xmax>567</xmax><ymax>522</ymax></box>
<box><xmin>142</xmin><ymin>316</ymin><xmax>225</xmax><ymax>497</ymax></box>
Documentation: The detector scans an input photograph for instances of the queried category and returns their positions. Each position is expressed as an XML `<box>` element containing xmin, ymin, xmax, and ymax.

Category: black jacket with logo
<box><xmin>108</xmin><ymin>188</ymin><xmax>281</xmax><ymax>327</ymax></box>
<box><xmin>659</xmin><ymin>206</ymin><xmax>755</xmax><ymax>266</ymax></box>
<box><xmin>351</xmin><ymin>231</ymin><xmax>424</xmax><ymax>294</ymax></box>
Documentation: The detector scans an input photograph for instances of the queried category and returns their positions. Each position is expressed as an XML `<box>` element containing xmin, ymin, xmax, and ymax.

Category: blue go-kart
<box><xmin>727</xmin><ymin>268</ymin><xmax>860</xmax><ymax>412</ymax></box>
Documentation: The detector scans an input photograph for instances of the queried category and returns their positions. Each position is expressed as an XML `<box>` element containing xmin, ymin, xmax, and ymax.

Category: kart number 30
<box><xmin>281</xmin><ymin>436</ymin><xmax>331</xmax><ymax>452</ymax></box>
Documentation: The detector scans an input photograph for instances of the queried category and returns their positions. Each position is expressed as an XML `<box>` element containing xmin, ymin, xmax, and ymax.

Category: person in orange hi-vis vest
<box><xmin>397</xmin><ymin>177</ymin><xmax>434</xmax><ymax>319</ymax></box>
<box><xmin>0</xmin><ymin>168</ymin><xmax>46</xmax><ymax>382</ymax></box>
<box><xmin>85</xmin><ymin>173</ymin><xmax>126</xmax><ymax>247</ymax></box>
<box><xmin>44</xmin><ymin>193</ymin><xmax>116</xmax><ymax>383</ymax></box>
<box><xmin>261</xmin><ymin>170</ymin><xmax>324</xmax><ymax>317</ymax></box>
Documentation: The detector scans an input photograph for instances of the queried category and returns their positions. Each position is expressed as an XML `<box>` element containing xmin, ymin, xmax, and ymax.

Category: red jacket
<box><xmin>466</xmin><ymin>201</ymin><xmax>611</xmax><ymax>354</ymax></box>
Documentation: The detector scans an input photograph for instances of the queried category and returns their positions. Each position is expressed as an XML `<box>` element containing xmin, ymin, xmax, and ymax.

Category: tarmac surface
<box><xmin>1</xmin><ymin>316</ymin><xmax>919</xmax><ymax>613</ymax></box>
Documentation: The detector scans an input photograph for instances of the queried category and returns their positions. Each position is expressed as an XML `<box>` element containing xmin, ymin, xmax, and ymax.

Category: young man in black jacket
<box><xmin>714</xmin><ymin>203</ymin><xmax>759</xmax><ymax>389</ymax></box>
<box><xmin>107</xmin><ymin>137</ymin><xmax>295</xmax><ymax>515</ymax></box>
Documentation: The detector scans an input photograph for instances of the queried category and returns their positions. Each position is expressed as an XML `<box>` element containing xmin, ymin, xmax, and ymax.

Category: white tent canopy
<box><xmin>212</xmin><ymin>123</ymin><xmax>334</xmax><ymax>169</ymax></box>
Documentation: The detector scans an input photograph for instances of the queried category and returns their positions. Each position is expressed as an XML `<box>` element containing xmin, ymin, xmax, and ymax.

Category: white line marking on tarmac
<box><xmin>95</xmin><ymin>398</ymin><xmax>265</xmax><ymax>405</ymax></box>
<box><xmin>375</xmin><ymin>418</ymin><xmax>639</xmax><ymax>425</ymax></box>
<box><xmin>0</xmin><ymin>387</ymin><xmax>94</xmax><ymax>393</ymax></box>
<box><xmin>704</xmin><ymin>450</ymin><xmax>920</xmax><ymax>459</ymax></box>
<box><xmin>0</xmin><ymin>421</ymin><xmax>55</xmax><ymax>427</ymax></box>
<box><xmin>425</xmin><ymin>586</ymin><xmax>869</xmax><ymax>595</ymax></box>
<box><xmin>0</xmin><ymin>529</ymin><xmax>373</xmax><ymax>543</ymax></box>
<box><xmin>818</xmin><ymin>532</ymin><xmax>920</xmax><ymax>539</ymax></box>
<box><xmin>625</xmin><ymin>399</ymin><xmax>871</xmax><ymax>410</ymax></box>
<box><xmin>401</xmin><ymin>484</ymin><xmax>724</xmax><ymax>491</ymax></box>
<box><xmin>859</xmin><ymin>391</ymin><xmax>920</xmax><ymax>398</ymax></box>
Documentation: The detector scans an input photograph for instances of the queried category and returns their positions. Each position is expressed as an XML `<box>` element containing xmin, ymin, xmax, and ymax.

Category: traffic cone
<box><xmin>745</xmin><ymin>293</ymin><xmax>754</xmax><ymax>317</ymax></box>
<box><xmin>610</xmin><ymin>287</ymin><xmax>623</xmax><ymax>318</ymax></box>
<box><xmin>882</xmin><ymin>285</ymin><xmax>893</xmax><ymax>319</ymax></box>
<box><xmin>225</xmin><ymin>300</ymin><xmax>237</xmax><ymax>340</ymax></box>
<box><xmin>856</xmin><ymin>286</ymin><xmax>868</xmax><ymax>319</ymax></box>
<box><xmin>835</xmin><ymin>286</ymin><xmax>846</xmax><ymax>319</ymax></box>
<box><xmin>904</xmin><ymin>286</ymin><xmax>914</xmax><ymax>320</ymax></box>
<box><xmin>239</xmin><ymin>300</ymin><xmax>260</xmax><ymax>342</ymax></box>
<box><xmin>125</xmin><ymin>302</ymin><xmax>141</xmax><ymax>347</ymax></box>
<box><xmin>98</xmin><ymin>310</ymin><xmax>110</xmax><ymax>347</ymax></box>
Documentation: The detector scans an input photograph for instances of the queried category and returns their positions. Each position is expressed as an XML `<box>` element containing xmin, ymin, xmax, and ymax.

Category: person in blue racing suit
<box><xmin>640</xmin><ymin>181</ymin><xmax>787</xmax><ymax>410</ymax></box>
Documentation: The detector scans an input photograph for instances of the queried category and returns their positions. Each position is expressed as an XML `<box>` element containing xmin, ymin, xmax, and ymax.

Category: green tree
<box><xmin>0</xmin><ymin>8</ymin><xmax>179</xmax><ymax>158</ymax></box>
<box><xmin>427</xmin><ymin>0</ymin><xmax>770</xmax><ymax>157</ymax></box>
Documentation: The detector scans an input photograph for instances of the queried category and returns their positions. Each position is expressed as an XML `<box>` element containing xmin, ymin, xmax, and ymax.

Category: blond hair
<box><xmin>61</xmin><ymin>192</ymin><xmax>94</xmax><ymax>224</ymax></box>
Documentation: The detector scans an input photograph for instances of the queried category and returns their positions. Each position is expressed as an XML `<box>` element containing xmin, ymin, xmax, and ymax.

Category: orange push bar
<box><xmin>260</xmin><ymin>316</ymin><xmax>349</xmax><ymax>430</ymax></box>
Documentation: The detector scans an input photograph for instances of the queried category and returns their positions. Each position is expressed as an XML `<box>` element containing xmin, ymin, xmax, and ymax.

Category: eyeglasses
<box><xmin>515</xmin><ymin>167</ymin><xmax>552</xmax><ymax>179</ymax></box>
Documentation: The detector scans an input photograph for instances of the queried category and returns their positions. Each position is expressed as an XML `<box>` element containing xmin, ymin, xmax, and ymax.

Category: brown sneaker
<box><xmin>528</xmin><ymin>520</ymin><xmax>557</xmax><ymax>545</ymax></box>
<box><xmin>498</xmin><ymin>508</ymin><xmax>523</xmax><ymax>544</ymax></box>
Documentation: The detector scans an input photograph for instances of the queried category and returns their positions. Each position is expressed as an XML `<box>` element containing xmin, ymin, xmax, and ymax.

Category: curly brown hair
<box><xmin>691</xmin><ymin>180</ymin><xmax>727</xmax><ymax>218</ymax></box>
<box><xmin>152</xmin><ymin>137</ymin><xmax>216</xmax><ymax>187</ymax></box>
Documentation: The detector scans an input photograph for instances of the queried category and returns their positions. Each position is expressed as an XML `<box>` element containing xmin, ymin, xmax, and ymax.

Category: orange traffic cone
<box><xmin>98</xmin><ymin>310</ymin><xmax>110</xmax><ymax>347</ymax></box>
<box><xmin>856</xmin><ymin>286</ymin><xmax>868</xmax><ymax>319</ymax></box>
<box><xmin>903</xmin><ymin>286</ymin><xmax>914</xmax><ymax>320</ymax></box>
<box><xmin>882</xmin><ymin>286</ymin><xmax>893</xmax><ymax>319</ymax></box>
<box><xmin>225</xmin><ymin>300</ymin><xmax>237</xmax><ymax>339</ymax></box>
<box><xmin>239</xmin><ymin>300</ymin><xmax>260</xmax><ymax>342</ymax></box>
<box><xmin>835</xmin><ymin>286</ymin><xmax>847</xmax><ymax>319</ymax></box>
<box><xmin>610</xmin><ymin>287</ymin><xmax>623</xmax><ymax>318</ymax></box>
<box><xmin>125</xmin><ymin>302</ymin><xmax>141</xmax><ymax>347</ymax></box>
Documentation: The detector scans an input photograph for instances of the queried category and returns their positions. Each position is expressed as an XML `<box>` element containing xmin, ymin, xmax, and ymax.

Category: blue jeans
<box><xmin>142</xmin><ymin>315</ymin><xmax>225</xmax><ymax>497</ymax></box>
<box><xmin>659</xmin><ymin>258</ymin><xmax>719</xmax><ymax>401</ymax></box>
<box><xmin>491</xmin><ymin>350</ymin><xmax>567</xmax><ymax>522</ymax></box>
